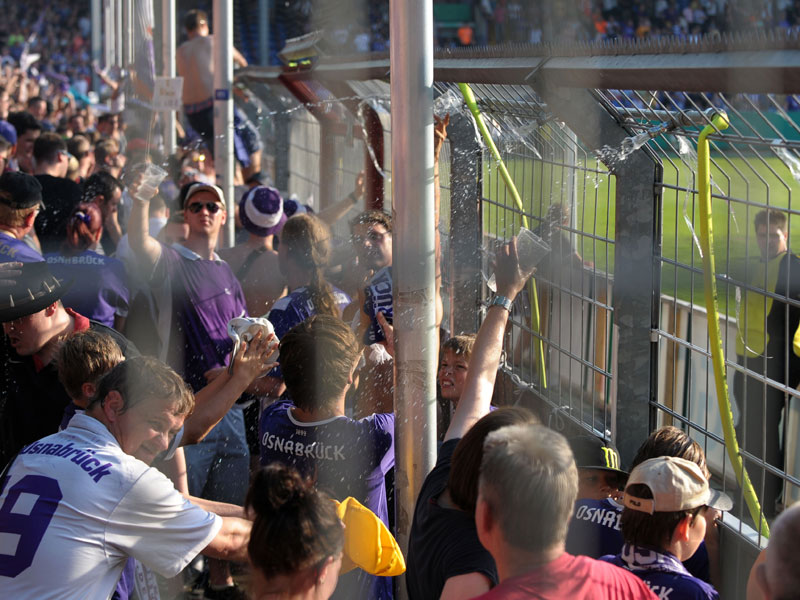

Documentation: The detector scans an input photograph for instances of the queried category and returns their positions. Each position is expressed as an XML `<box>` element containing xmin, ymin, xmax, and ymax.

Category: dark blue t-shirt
<box><xmin>0</xmin><ymin>231</ymin><xmax>43</xmax><ymax>263</ymax></box>
<box><xmin>601</xmin><ymin>544</ymin><xmax>719</xmax><ymax>600</ymax></box>
<box><xmin>265</xmin><ymin>285</ymin><xmax>351</xmax><ymax>378</ymax></box>
<box><xmin>45</xmin><ymin>250</ymin><xmax>130</xmax><ymax>328</ymax></box>
<box><xmin>567</xmin><ymin>497</ymin><xmax>711</xmax><ymax>582</ymax></box>
<box><xmin>259</xmin><ymin>398</ymin><xmax>394</xmax><ymax>600</ymax></box>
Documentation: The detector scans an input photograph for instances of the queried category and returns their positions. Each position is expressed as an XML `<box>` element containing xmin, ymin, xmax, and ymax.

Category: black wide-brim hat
<box><xmin>0</xmin><ymin>261</ymin><xmax>73</xmax><ymax>322</ymax></box>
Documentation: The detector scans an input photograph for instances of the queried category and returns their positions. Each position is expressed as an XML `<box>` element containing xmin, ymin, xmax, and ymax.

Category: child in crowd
<box><xmin>438</xmin><ymin>333</ymin><xmax>476</xmax><ymax>410</ymax></box>
<box><xmin>601</xmin><ymin>456</ymin><xmax>731</xmax><ymax>600</ymax></box>
<box><xmin>56</xmin><ymin>329</ymin><xmax>124</xmax><ymax>430</ymax></box>
<box><xmin>565</xmin><ymin>435</ymin><xmax>628</xmax><ymax>558</ymax></box>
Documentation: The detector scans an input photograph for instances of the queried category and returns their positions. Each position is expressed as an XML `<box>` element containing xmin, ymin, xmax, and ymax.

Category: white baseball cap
<box><xmin>623</xmin><ymin>456</ymin><xmax>733</xmax><ymax>514</ymax></box>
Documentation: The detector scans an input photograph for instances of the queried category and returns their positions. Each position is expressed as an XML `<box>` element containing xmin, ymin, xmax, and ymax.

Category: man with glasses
<box><xmin>129</xmin><ymin>180</ymin><xmax>251</xmax><ymax>599</ymax></box>
<box><xmin>66</xmin><ymin>134</ymin><xmax>94</xmax><ymax>182</ymax></box>
<box><xmin>32</xmin><ymin>132</ymin><xmax>82</xmax><ymax>253</ymax></box>
<box><xmin>733</xmin><ymin>208</ymin><xmax>800</xmax><ymax>517</ymax></box>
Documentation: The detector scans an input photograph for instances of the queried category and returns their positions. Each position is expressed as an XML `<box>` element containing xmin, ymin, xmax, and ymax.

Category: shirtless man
<box><xmin>176</xmin><ymin>9</ymin><xmax>262</xmax><ymax>181</ymax></box>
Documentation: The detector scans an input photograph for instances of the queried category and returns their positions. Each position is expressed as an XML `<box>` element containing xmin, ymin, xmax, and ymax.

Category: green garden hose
<box><xmin>697</xmin><ymin>112</ymin><xmax>769</xmax><ymax>537</ymax></box>
<box><xmin>458</xmin><ymin>83</ymin><xmax>547</xmax><ymax>389</ymax></box>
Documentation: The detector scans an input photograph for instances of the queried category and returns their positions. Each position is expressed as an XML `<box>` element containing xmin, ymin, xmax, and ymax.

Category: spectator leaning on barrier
<box><xmin>601</xmin><ymin>456</ymin><xmax>732</xmax><ymax>600</ymax></box>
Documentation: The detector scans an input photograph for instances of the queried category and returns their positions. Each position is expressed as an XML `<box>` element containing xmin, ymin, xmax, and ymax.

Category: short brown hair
<box><xmin>631</xmin><ymin>426</ymin><xmax>710</xmax><ymax>479</ymax></box>
<box><xmin>184</xmin><ymin>9</ymin><xmax>208</xmax><ymax>32</ymax></box>
<box><xmin>87</xmin><ymin>356</ymin><xmax>194</xmax><ymax>418</ymax></box>
<box><xmin>57</xmin><ymin>330</ymin><xmax>124</xmax><ymax>403</ymax></box>
<box><xmin>442</xmin><ymin>334</ymin><xmax>476</xmax><ymax>363</ymax></box>
<box><xmin>350</xmin><ymin>209</ymin><xmax>392</xmax><ymax>234</ymax></box>
<box><xmin>754</xmin><ymin>208</ymin><xmax>787</xmax><ymax>231</ymax></box>
<box><xmin>279</xmin><ymin>315</ymin><xmax>361</xmax><ymax>413</ymax></box>
<box><xmin>620</xmin><ymin>483</ymin><xmax>704</xmax><ymax>549</ymax></box>
<box><xmin>448</xmin><ymin>406</ymin><xmax>538</xmax><ymax>513</ymax></box>
<box><xmin>0</xmin><ymin>203</ymin><xmax>37</xmax><ymax>227</ymax></box>
<box><xmin>94</xmin><ymin>138</ymin><xmax>119</xmax><ymax>166</ymax></box>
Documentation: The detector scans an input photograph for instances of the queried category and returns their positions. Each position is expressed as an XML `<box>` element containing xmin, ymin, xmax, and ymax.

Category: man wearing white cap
<box><xmin>129</xmin><ymin>180</ymin><xmax>251</xmax><ymax>598</ymax></box>
<box><xmin>601</xmin><ymin>456</ymin><xmax>732</xmax><ymax>599</ymax></box>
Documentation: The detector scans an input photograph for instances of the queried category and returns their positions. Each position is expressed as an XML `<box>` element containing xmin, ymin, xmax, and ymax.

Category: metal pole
<box><xmin>258</xmin><ymin>0</ymin><xmax>270</xmax><ymax>66</ymax></box>
<box><xmin>390</xmin><ymin>0</ymin><xmax>437</xmax><ymax>588</ymax></box>
<box><xmin>115</xmin><ymin>0</ymin><xmax>123</xmax><ymax>69</ymax></box>
<box><xmin>123</xmin><ymin>0</ymin><xmax>134</xmax><ymax>69</ymax></box>
<box><xmin>213</xmin><ymin>0</ymin><xmax>236</xmax><ymax>248</ymax></box>
<box><xmin>91</xmin><ymin>0</ymin><xmax>103</xmax><ymax>92</ymax></box>
<box><xmin>162</xmin><ymin>0</ymin><xmax>177</xmax><ymax>156</ymax></box>
<box><xmin>104</xmin><ymin>0</ymin><xmax>115</xmax><ymax>70</ymax></box>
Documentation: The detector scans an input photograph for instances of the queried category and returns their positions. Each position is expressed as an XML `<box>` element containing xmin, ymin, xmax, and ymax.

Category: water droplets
<box><xmin>771</xmin><ymin>139</ymin><xmax>800</xmax><ymax>184</ymax></box>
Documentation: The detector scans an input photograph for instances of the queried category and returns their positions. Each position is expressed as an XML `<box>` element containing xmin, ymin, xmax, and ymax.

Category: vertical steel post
<box><xmin>258</xmin><ymin>0</ymin><xmax>270</xmax><ymax>66</ymax></box>
<box><xmin>91</xmin><ymin>0</ymin><xmax>103</xmax><ymax>92</ymax></box>
<box><xmin>162</xmin><ymin>0</ymin><xmax>177</xmax><ymax>156</ymax></box>
<box><xmin>115</xmin><ymin>0</ymin><xmax>123</xmax><ymax>69</ymax></box>
<box><xmin>390</xmin><ymin>0</ymin><xmax>437</xmax><ymax>587</ymax></box>
<box><xmin>104</xmin><ymin>0</ymin><xmax>115</xmax><ymax>70</ymax></box>
<box><xmin>362</xmin><ymin>104</ymin><xmax>385</xmax><ymax>211</ymax></box>
<box><xmin>123</xmin><ymin>0</ymin><xmax>133</xmax><ymax>69</ymax></box>
<box><xmin>448</xmin><ymin>111</ymin><xmax>482</xmax><ymax>335</ymax></box>
<box><xmin>213</xmin><ymin>0</ymin><xmax>235</xmax><ymax>248</ymax></box>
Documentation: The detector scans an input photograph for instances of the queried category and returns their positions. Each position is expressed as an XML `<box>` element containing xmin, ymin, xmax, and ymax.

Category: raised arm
<box><xmin>444</xmin><ymin>237</ymin><xmax>532</xmax><ymax>442</ymax></box>
<box><xmin>182</xmin><ymin>332</ymin><xmax>278</xmax><ymax>445</ymax></box>
<box><xmin>128</xmin><ymin>173</ymin><xmax>164</xmax><ymax>270</ymax></box>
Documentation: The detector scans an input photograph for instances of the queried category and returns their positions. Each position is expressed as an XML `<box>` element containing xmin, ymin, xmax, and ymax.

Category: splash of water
<box><xmin>434</xmin><ymin>88</ymin><xmax>463</xmax><ymax>119</ymax></box>
<box><xmin>771</xmin><ymin>139</ymin><xmax>800</xmax><ymax>184</ymax></box>
<box><xmin>356</xmin><ymin>99</ymin><xmax>390</xmax><ymax>181</ymax></box>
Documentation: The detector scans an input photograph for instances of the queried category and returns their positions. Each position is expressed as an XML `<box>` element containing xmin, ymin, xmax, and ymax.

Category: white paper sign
<box><xmin>153</xmin><ymin>76</ymin><xmax>183</xmax><ymax>111</ymax></box>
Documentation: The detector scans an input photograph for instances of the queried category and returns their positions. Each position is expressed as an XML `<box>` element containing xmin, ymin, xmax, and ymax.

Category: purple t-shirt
<box><xmin>0</xmin><ymin>232</ymin><xmax>44</xmax><ymax>263</ymax></box>
<box><xmin>260</xmin><ymin>398</ymin><xmax>394</xmax><ymax>522</ymax></box>
<box><xmin>266</xmin><ymin>285</ymin><xmax>351</xmax><ymax>378</ymax></box>
<box><xmin>601</xmin><ymin>544</ymin><xmax>718</xmax><ymax>600</ymax></box>
<box><xmin>45</xmin><ymin>250</ymin><xmax>130</xmax><ymax>328</ymax></box>
<box><xmin>567</xmin><ymin>497</ymin><xmax>711</xmax><ymax>582</ymax></box>
<box><xmin>158</xmin><ymin>243</ymin><xmax>247</xmax><ymax>391</ymax></box>
<box><xmin>259</xmin><ymin>398</ymin><xmax>395</xmax><ymax>600</ymax></box>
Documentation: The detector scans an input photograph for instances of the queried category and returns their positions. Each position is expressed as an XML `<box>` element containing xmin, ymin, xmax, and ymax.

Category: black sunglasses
<box><xmin>186</xmin><ymin>202</ymin><xmax>222</xmax><ymax>214</ymax></box>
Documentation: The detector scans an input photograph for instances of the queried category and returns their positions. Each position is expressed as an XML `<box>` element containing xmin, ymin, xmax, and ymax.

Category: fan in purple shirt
<box><xmin>0</xmin><ymin>170</ymin><xmax>46</xmax><ymax>264</ymax></box>
<box><xmin>45</xmin><ymin>202</ymin><xmax>129</xmax><ymax>330</ymax></box>
<box><xmin>260</xmin><ymin>315</ymin><xmax>394</xmax><ymax>600</ymax></box>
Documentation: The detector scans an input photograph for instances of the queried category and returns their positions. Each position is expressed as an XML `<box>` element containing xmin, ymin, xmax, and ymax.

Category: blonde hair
<box><xmin>0</xmin><ymin>203</ymin><xmax>37</xmax><ymax>227</ymax></box>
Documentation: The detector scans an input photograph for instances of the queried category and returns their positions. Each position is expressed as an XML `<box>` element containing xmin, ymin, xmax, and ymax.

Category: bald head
<box><xmin>759</xmin><ymin>503</ymin><xmax>800</xmax><ymax>599</ymax></box>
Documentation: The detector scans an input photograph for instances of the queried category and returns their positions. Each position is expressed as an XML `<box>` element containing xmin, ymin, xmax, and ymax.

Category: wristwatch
<box><xmin>490</xmin><ymin>294</ymin><xmax>513</xmax><ymax>312</ymax></box>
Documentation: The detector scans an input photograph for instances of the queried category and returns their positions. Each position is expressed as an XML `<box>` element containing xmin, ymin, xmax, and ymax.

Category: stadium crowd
<box><xmin>0</xmin><ymin>4</ymin><xmax>798</xmax><ymax>600</ymax></box>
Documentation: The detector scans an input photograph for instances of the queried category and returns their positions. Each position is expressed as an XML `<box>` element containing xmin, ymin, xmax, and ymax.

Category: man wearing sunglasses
<box><xmin>129</xmin><ymin>180</ymin><xmax>251</xmax><ymax>598</ymax></box>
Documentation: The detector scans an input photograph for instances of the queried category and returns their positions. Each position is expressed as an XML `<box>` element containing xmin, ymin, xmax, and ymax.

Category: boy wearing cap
<box><xmin>565</xmin><ymin>435</ymin><xmax>629</xmax><ymax>559</ymax></box>
<box><xmin>0</xmin><ymin>171</ymin><xmax>45</xmax><ymax>263</ymax></box>
<box><xmin>600</xmin><ymin>456</ymin><xmax>731</xmax><ymax>599</ymax></box>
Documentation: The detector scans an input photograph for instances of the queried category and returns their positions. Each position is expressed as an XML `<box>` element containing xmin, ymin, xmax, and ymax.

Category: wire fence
<box><xmin>237</xmin><ymin>43</ymin><xmax>800</xmax><ymax>597</ymax></box>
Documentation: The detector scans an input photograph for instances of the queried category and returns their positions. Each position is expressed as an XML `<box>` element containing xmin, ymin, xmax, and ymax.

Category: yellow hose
<box><xmin>458</xmin><ymin>83</ymin><xmax>547</xmax><ymax>389</ymax></box>
<box><xmin>697</xmin><ymin>113</ymin><xmax>769</xmax><ymax>537</ymax></box>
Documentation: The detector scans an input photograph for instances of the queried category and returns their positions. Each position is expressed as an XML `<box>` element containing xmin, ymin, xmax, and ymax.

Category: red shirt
<box><xmin>473</xmin><ymin>553</ymin><xmax>657</xmax><ymax>600</ymax></box>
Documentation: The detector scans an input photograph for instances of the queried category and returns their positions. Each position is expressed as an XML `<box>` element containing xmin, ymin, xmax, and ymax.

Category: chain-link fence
<box><xmin>238</xmin><ymin>39</ymin><xmax>800</xmax><ymax>597</ymax></box>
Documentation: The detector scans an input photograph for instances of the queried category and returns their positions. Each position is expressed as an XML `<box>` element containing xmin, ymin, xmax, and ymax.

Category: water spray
<box><xmin>457</xmin><ymin>82</ymin><xmax>547</xmax><ymax>390</ymax></box>
<box><xmin>696</xmin><ymin>111</ymin><xmax>769</xmax><ymax>538</ymax></box>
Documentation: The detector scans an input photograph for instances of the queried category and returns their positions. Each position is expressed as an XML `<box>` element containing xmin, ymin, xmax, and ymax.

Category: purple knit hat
<box><xmin>282</xmin><ymin>196</ymin><xmax>315</xmax><ymax>219</ymax></box>
<box><xmin>239</xmin><ymin>186</ymin><xmax>286</xmax><ymax>237</ymax></box>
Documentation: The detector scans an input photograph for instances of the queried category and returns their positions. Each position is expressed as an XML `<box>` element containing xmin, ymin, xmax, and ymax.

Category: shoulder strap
<box><xmin>236</xmin><ymin>246</ymin><xmax>268</xmax><ymax>280</ymax></box>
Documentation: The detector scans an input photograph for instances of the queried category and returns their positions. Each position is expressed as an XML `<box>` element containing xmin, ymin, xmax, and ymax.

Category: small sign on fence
<box><xmin>153</xmin><ymin>77</ymin><xmax>184</xmax><ymax>111</ymax></box>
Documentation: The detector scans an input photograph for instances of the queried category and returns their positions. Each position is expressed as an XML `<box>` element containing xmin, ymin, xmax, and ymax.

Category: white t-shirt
<box><xmin>0</xmin><ymin>414</ymin><xmax>222</xmax><ymax>599</ymax></box>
